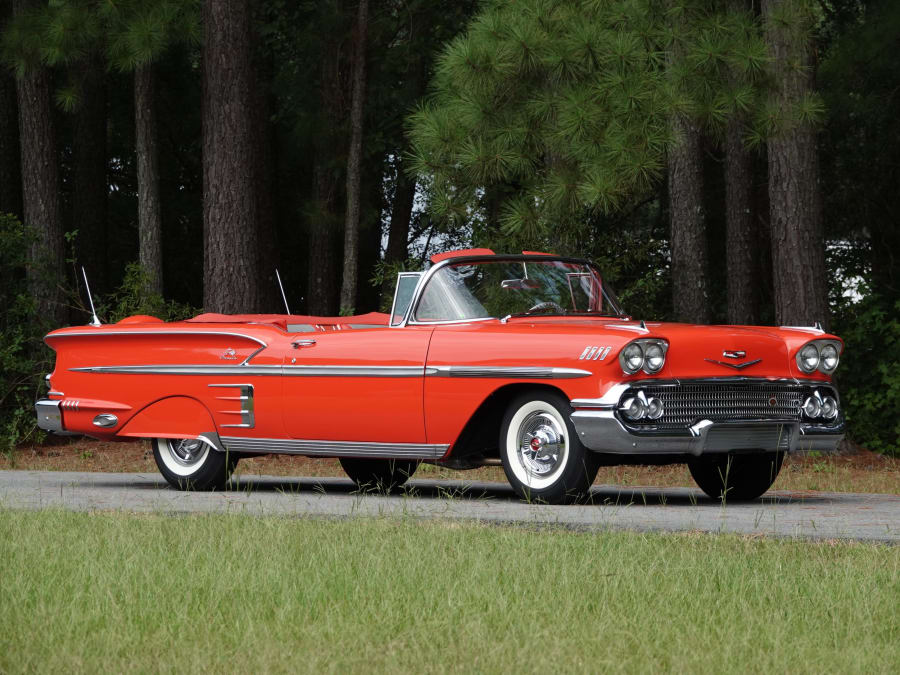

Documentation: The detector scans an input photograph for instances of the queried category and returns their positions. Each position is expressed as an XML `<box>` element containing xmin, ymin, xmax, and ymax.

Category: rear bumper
<box><xmin>570</xmin><ymin>408</ymin><xmax>844</xmax><ymax>456</ymax></box>
<box><xmin>35</xmin><ymin>399</ymin><xmax>67</xmax><ymax>434</ymax></box>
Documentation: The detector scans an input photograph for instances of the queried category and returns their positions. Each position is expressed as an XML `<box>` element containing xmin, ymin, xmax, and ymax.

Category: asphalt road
<box><xmin>1</xmin><ymin>470</ymin><xmax>897</xmax><ymax>542</ymax></box>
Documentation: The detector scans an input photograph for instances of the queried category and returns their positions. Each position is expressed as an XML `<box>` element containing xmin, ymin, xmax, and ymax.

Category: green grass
<box><xmin>1</xmin><ymin>510</ymin><xmax>897</xmax><ymax>673</ymax></box>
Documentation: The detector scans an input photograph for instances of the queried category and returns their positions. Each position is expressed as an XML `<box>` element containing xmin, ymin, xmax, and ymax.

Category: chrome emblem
<box><xmin>705</xmin><ymin>357</ymin><xmax>762</xmax><ymax>370</ymax></box>
<box><xmin>579</xmin><ymin>346</ymin><xmax>611</xmax><ymax>361</ymax></box>
<box><xmin>768</xmin><ymin>396</ymin><xmax>778</xmax><ymax>407</ymax></box>
<box><xmin>220</xmin><ymin>348</ymin><xmax>238</xmax><ymax>360</ymax></box>
<box><xmin>723</xmin><ymin>350</ymin><xmax>746</xmax><ymax>359</ymax></box>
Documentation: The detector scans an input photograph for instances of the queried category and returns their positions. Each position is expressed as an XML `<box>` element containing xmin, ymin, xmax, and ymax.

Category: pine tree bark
<box><xmin>724</xmin><ymin>117</ymin><xmax>758</xmax><ymax>325</ymax></box>
<box><xmin>0</xmin><ymin>1</ymin><xmax>22</xmax><ymax>219</ymax></box>
<box><xmin>73</xmin><ymin>59</ymin><xmax>108</xmax><ymax>295</ymax></box>
<box><xmin>202</xmin><ymin>0</ymin><xmax>262</xmax><ymax>313</ymax></box>
<box><xmin>386</xmin><ymin>167</ymin><xmax>416</xmax><ymax>265</ymax></box>
<box><xmin>668</xmin><ymin>114</ymin><xmax>711</xmax><ymax>324</ymax></box>
<box><xmin>135</xmin><ymin>65</ymin><xmax>163</xmax><ymax>295</ymax></box>
<box><xmin>339</xmin><ymin>0</ymin><xmax>369</xmax><ymax>314</ymax></box>
<box><xmin>762</xmin><ymin>0</ymin><xmax>828</xmax><ymax>328</ymax></box>
<box><xmin>14</xmin><ymin>0</ymin><xmax>64</xmax><ymax>325</ymax></box>
<box><xmin>307</xmin><ymin>21</ymin><xmax>347</xmax><ymax>317</ymax></box>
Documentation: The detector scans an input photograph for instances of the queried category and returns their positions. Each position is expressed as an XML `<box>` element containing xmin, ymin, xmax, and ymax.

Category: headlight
<box><xmin>820</xmin><ymin>343</ymin><xmax>839</xmax><ymax>373</ymax></box>
<box><xmin>796</xmin><ymin>339</ymin><xmax>842</xmax><ymax>375</ymax></box>
<box><xmin>644</xmin><ymin>343</ymin><xmax>665</xmax><ymax>373</ymax></box>
<box><xmin>621</xmin><ymin>343</ymin><xmax>644</xmax><ymax>374</ymax></box>
<box><xmin>619</xmin><ymin>338</ymin><xmax>668</xmax><ymax>375</ymax></box>
<box><xmin>797</xmin><ymin>343</ymin><xmax>820</xmax><ymax>373</ymax></box>
<box><xmin>821</xmin><ymin>396</ymin><xmax>838</xmax><ymax>420</ymax></box>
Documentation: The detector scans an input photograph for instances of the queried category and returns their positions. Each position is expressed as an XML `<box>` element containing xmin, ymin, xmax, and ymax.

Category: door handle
<box><xmin>291</xmin><ymin>339</ymin><xmax>317</xmax><ymax>349</ymax></box>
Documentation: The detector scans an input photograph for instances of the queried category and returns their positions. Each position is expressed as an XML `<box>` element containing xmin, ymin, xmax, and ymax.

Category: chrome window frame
<box><xmin>389</xmin><ymin>272</ymin><xmax>424</xmax><ymax>327</ymax></box>
<box><xmin>394</xmin><ymin>254</ymin><xmax>626</xmax><ymax>328</ymax></box>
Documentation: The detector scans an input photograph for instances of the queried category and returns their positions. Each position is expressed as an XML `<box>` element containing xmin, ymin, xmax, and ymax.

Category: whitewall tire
<box><xmin>499</xmin><ymin>391</ymin><xmax>599</xmax><ymax>504</ymax></box>
<box><xmin>152</xmin><ymin>437</ymin><xmax>237</xmax><ymax>491</ymax></box>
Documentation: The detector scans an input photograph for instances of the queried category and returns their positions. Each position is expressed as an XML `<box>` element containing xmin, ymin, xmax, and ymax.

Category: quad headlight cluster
<box><xmin>619</xmin><ymin>338</ymin><xmax>668</xmax><ymax>375</ymax></box>
<box><xmin>620</xmin><ymin>389</ymin><xmax>664</xmax><ymax>421</ymax></box>
<box><xmin>802</xmin><ymin>389</ymin><xmax>839</xmax><ymax>421</ymax></box>
<box><xmin>796</xmin><ymin>339</ymin><xmax>842</xmax><ymax>375</ymax></box>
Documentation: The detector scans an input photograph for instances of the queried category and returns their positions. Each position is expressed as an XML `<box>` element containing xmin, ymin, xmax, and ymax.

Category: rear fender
<box><xmin>119</xmin><ymin>396</ymin><xmax>219</xmax><ymax>445</ymax></box>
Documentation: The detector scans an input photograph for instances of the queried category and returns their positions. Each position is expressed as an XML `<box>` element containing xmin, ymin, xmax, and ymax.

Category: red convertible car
<box><xmin>36</xmin><ymin>250</ymin><xmax>844</xmax><ymax>503</ymax></box>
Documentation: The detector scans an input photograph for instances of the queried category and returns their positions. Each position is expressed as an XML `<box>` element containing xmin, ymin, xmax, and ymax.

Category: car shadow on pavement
<box><xmin>68</xmin><ymin>474</ymin><xmax>832</xmax><ymax>507</ymax></box>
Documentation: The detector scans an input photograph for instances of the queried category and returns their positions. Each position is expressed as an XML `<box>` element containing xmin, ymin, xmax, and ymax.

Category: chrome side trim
<box><xmin>283</xmin><ymin>365</ymin><xmax>423</xmax><ymax>377</ymax></box>
<box><xmin>71</xmin><ymin>364</ymin><xmax>426</xmax><ymax>378</ymax></box>
<box><xmin>220</xmin><ymin>436</ymin><xmax>448</xmax><ymax>460</ymax></box>
<box><xmin>71</xmin><ymin>365</ymin><xmax>282</xmax><ymax>376</ymax></box>
<box><xmin>45</xmin><ymin>330</ymin><xmax>268</xmax><ymax>348</ymax></box>
<box><xmin>425</xmin><ymin>365</ymin><xmax>592</xmax><ymax>379</ymax></box>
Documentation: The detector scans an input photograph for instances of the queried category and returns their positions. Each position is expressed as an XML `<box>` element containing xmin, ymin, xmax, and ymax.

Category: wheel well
<box><xmin>449</xmin><ymin>383</ymin><xmax>569</xmax><ymax>462</ymax></box>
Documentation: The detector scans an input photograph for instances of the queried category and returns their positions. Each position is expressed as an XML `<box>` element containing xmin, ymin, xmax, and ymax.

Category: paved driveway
<box><xmin>1</xmin><ymin>470</ymin><xmax>897</xmax><ymax>542</ymax></box>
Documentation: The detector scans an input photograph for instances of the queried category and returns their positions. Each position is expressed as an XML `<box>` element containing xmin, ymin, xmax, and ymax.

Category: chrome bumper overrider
<box><xmin>570</xmin><ymin>408</ymin><xmax>844</xmax><ymax>456</ymax></box>
<box><xmin>35</xmin><ymin>399</ymin><xmax>66</xmax><ymax>434</ymax></box>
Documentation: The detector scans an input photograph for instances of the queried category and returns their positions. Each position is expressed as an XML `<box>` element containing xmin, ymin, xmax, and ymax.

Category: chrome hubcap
<box><xmin>166</xmin><ymin>439</ymin><xmax>206</xmax><ymax>467</ymax></box>
<box><xmin>517</xmin><ymin>412</ymin><xmax>566</xmax><ymax>477</ymax></box>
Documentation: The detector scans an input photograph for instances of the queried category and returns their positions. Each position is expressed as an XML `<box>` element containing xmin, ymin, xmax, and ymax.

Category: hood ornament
<box><xmin>722</xmin><ymin>350</ymin><xmax>746</xmax><ymax>359</ymax></box>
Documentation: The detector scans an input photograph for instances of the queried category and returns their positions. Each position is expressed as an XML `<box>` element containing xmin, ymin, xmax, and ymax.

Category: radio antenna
<box><xmin>81</xmin><ymin>266</ymin><xmax>101</xmax><ymax>327</ymax></box>
<box><xmin>275</xmin><ymin>268</ymin><xmax>291</xmax><ymax>315</ymax></box>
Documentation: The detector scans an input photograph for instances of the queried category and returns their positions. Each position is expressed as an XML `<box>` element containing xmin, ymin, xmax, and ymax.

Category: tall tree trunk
<box><xmin>339</xmin><ymin>0</ymin><xmax>369</xmax><ymax>314</ymax></box>
<box><xmin>135</xmin><ymin>65</ymin><xmax>163</xmax><ymax>295</ymax></box>
<box><xmin>0</xmin><ymin>1</ymin><xmax>22</xmax><ymax>219</ymax></box>
<box><xmin>762</xmin><ymin>0</ymin><xmax>828</xmax><ymax>328</ymax></box>
<box><xmin>307</xmin><ymin>22</ymin><xmax>347</xmax><ymax>317</ymax></box>
<box><xmin>72</xmin><ymin>58</ymin><xmax>108</xmax><ymax>296</ymax></box>
<box><xmin>14</xmin><ymin>0</ymin><xmax>64</xmax><ymax>325</ymax></box>
<box><xmin>668</xmin><ymin>114</ymin><xmax>711</xmax><ymax>325</ymax></box>
<box><xmin>724</xmin><ymin>119</ymin><xmax>758</xmax><ymax>325</ymax></box>
<box><xmin>202</xmin><ymin>0</ymin><xmax>262</xmax><ymax>313</ymax></box>
<box><xmin>386</xmin><ymin>166</ymin><xmax>416</xmax><ymax>265</ymax></box>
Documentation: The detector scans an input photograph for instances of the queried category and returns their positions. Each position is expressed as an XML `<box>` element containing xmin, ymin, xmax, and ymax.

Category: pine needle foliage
<box><xmin>408</xmin><ymin>0</ymin><xmax>770</xmax><ymax>243</ymax></box>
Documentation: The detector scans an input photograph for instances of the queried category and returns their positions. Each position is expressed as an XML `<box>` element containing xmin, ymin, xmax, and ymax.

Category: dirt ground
<box><xmin>3</xmin><ymin>436</ymin><xmax>897</xmax><ymax>495</ymax></box>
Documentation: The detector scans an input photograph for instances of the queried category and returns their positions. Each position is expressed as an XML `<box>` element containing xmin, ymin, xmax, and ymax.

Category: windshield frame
<box><xmin>397</xmin><ymin>254</ymin><xmax>627</xmax><ymax>327</ymax></box>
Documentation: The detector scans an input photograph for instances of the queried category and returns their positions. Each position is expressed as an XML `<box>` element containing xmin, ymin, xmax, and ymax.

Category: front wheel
<box><xmin>688</xmin><ymin>452</ymin><xmax>785</xmax><ymax>501</ymax></box>
<box><xmin>499</xmin><ymin>391</ymin><xmax>599</xmax><ymax>504</ymax></box>
<box><xmin>339</xmin><ymin>457</ymin><xmax>420</xmax><ymax>492</ymax></box>
<box><xmin>152</xmin><ymin>437</ymin><xmax>237</xmax><ymax>491</ymax></box>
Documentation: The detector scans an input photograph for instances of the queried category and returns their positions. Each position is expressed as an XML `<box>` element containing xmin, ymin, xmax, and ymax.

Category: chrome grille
<box><xmin>626</xmin><ymin>381</ymin><xmax>806</xmax><ymax>430</ymax></box>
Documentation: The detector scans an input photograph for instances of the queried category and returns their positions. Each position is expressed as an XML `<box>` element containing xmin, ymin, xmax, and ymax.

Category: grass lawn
<box><xmin>0</xmin><ymin>510</ymin><xmax>897</xmax><ymax>673</ymax></box>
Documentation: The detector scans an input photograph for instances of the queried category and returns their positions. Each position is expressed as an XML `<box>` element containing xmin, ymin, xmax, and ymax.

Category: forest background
<box><xmin>0</xmin><ymin>0</ymin><xmax>897</xmax><ymax>456</ymax></box>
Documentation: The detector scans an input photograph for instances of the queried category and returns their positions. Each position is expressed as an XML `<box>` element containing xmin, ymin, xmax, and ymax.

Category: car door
<box><xmin>281</xmin><ymin>325</ymin><xmax>433</xmax><ymax>443</ymax></box>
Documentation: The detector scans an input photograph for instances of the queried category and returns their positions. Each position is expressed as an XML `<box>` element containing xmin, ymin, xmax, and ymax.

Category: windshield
<box><xmin>413</xmin><ymin>258</ymin><xmax>625</xmax><ymax>323</ymax></box>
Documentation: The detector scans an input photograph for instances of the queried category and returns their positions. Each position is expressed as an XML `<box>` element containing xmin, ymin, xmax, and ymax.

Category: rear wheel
<box><xmin>152</xmin><ymin>437</ymin><xmax>237</xmax><ymax>491</ymax></box>
<box><xmin>688</xmin><ymin>452</ymin><xmax>785</xmax><ymax>501</ymax></box>
<box><xmin>499</xmin><ymin>391</ymin><xmax>599</xmax><ymax>504</ymax></box>
<box><xmin>339</xmin><ymin>457</ymin><xmax>420</xmax><ymax>492</ymax></box>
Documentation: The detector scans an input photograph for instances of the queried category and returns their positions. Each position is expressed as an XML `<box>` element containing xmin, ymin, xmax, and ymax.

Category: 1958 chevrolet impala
<box><xmin>35</xmin><ymin>250</ymin><xmax>844</xmax><ymax>503</ymax></box>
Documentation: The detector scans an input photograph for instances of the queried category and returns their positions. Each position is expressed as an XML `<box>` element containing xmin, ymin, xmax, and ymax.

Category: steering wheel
<box><xmin>526</xmin><ymin>301</ymin><xmax>565</xmax><ymax>315</ymax></box>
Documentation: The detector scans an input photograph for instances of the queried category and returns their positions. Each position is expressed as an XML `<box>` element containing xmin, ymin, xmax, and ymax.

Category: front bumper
<box><xmin>570</xmin><ymin>408</ymin><xmax>844</xmax><ymax>456</ymax></box>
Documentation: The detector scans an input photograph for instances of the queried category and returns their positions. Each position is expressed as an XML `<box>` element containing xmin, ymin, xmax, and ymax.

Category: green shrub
<box><xmin>832</xmin><ymin>293</ymin><xmax>900</xmax><ymax>456</ymax></box>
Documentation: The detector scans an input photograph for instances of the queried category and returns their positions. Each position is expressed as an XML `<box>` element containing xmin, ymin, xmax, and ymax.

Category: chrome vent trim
<box><xmin>578</xmin><ymin>346</ymin><xmax>611</xmax><ymax>361</ymax></box>
<box><xmin>209</xmin><ymin>383</ymin><xmax>254</xmax><ymax>428</ymax></box>
<box><xmin>220</xmin><ymin>437</ymin><xmax>448</xmax><ymax>459</ymax></box>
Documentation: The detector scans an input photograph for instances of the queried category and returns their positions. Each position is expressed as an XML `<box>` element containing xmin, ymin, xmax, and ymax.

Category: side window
<box><xmin>390</xmin><ymin>272</ymin><xmax>422</xmax><ymax>326</ymax></box>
